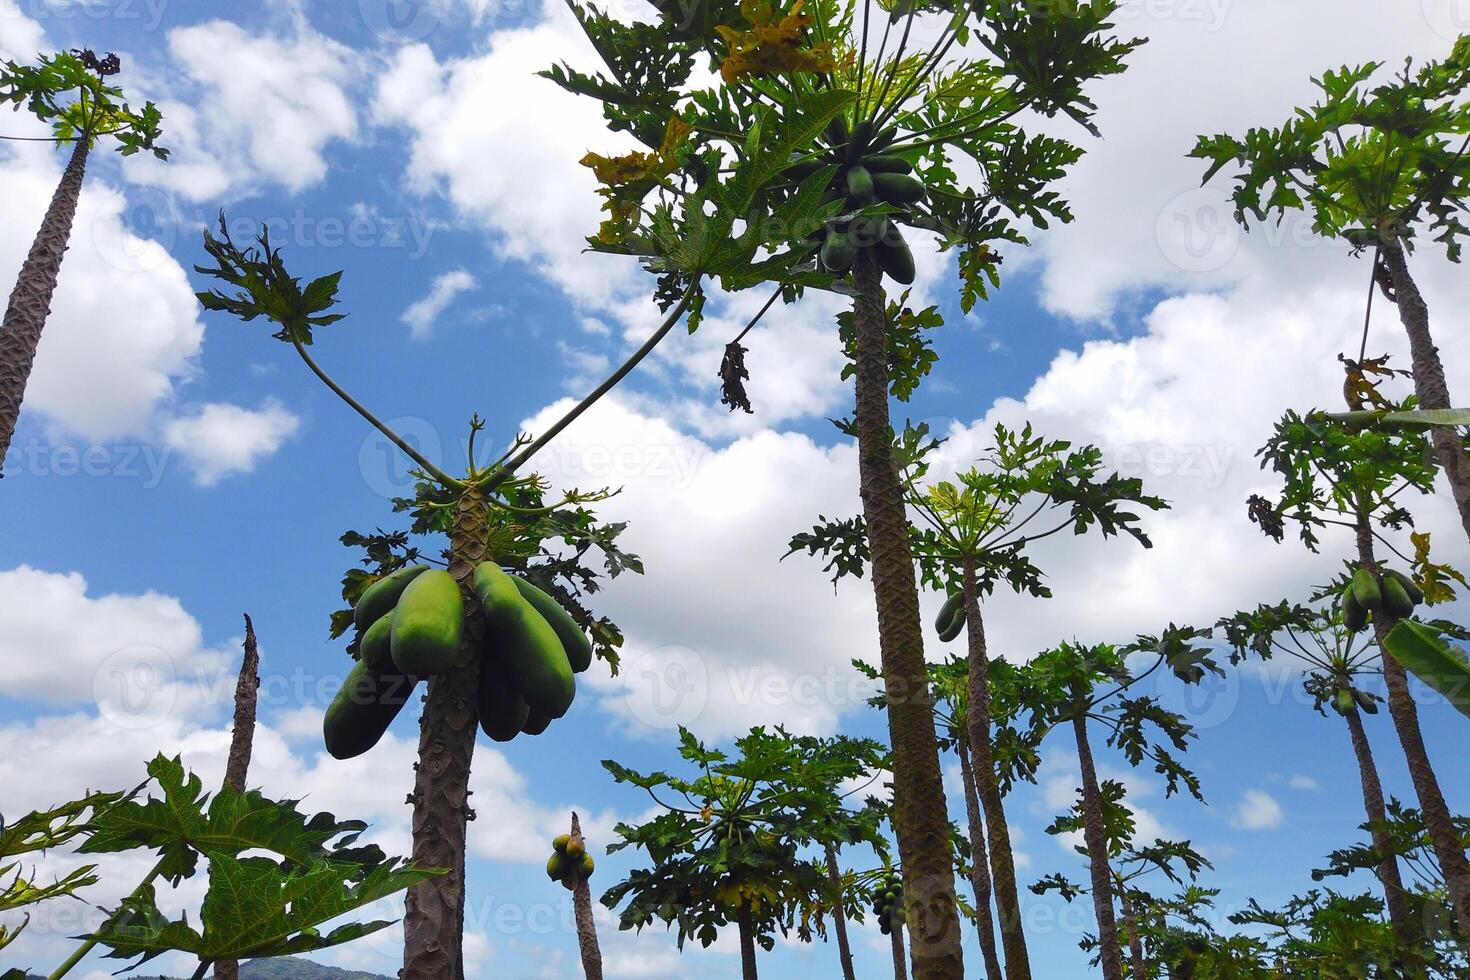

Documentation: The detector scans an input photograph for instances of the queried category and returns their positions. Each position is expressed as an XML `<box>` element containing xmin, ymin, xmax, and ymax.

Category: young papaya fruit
<box><xmin>1353</xmin><ymin>689</ymin><xmax>1379</xmax><ymax>714</ymax></box>
<box><xmin>390</xmin><ymin>569</ymin><xmax>464</xmax><ymax>675</ymax></box>
<box><xmin>938</xmin><ymin>604</ymin><xmax>966</xmax><ymax>643</ymax></box>
<box><xmin>845</xmin><ymin>165</ymin><xmax>875</xmax><ymax>203</ymax></box>
<box><xmin>1341</xmin><ymin>587</ymin><xmax>1368</xmax><ymax>633</ymax></box>
<box><xmin>848</xmin><ymin>215</ymin><xmax>890</xmax><ymax>249</ymax></box>
<box><xmin>821</xmin><ymin>230</ymin><xmax>858</xmax><ymax>273</ymax></box>
<box><xmin>825</xmin><ymin>114</ymin><xmax>849</xmax><ymax>148</ymax></box>
<box><xmin>521</xmin><ymin>709</ymin><xmax>553</xmax><ymax>736</ymax></box>
<box><xmin>472</xmin><ymin>563</ymin><xmax>576</xmax><ymax>718</ymax></box>
<box><xmin>1383</xmin><ymin>569</ymin><xmax>1425</xmax><ymax>605</ymax></box>
<box><xmin>873</xmin><ymin>172</ymin><xmax>925</xmax><ymax>205</ymax></box>
<box><xmin>477</xmin><ymin>654</ymin><xmax>529</xmax><ymax>742</ymax></box>
<box><xmin>553</xmin><ymin>834</ymin><xmax>572</xmax><ymax>854</ymax></box>
<box><xmin>512</xmin><ymin>575</ymin><xmax>594</xmax><ymax>673</ymax></box>
<box><xmin>867</xmin><ymin>125</ymin><xmax>898</xmax><ymax>154</ymax></box>
<box><xmin>323</xmin><ymin>662</ymin><xmax>418</xmax><ymax>760</ymax></box>
<box><xmin>579</xmin><ymin>853</ymin><xmax>595</xmax><ymax>878</ymax></box>
<box><xmin>934</xmin><ymin>593</ymin><xmax>964</xmax><ymax>634</ymax></box>
<box><xmin>547</xmin><ymin>852</ymin><xmax>569</xmax><ymax>880</ymax></box>
<box><xmin>359</xmin><ymin>613</ymin><xmax>394</xmax><ymax>672</ymax></box>
<box><xmin>862</xmin><ymin>153</ymin><xmax>913</xmax><ymax>174</ymax></box>
<box><xmin>1332</xmin><ymin>689</ymin><xmax>1354</xmax><ymax>715</ymax></box>
<box><xmin>565</xmin><ymin>836</ymin><xmax>586</xmax><ymax>860</ymax></box>
<box><xmin>847</xmin><ymin>119</ymin><xmax>875</xmax><ymax>161</ymax></box>
<box><xmin>354</xmin><ymin>565</ymin><xmax>429</xmax><ymax>630</ymax></box>
<box><xmin>1382</xmin><ymin>576</ymin><xmax>1416</xmax><ymax>618</ymax></box>
<box><xmin>1351</xmin><ymin>567</ymin><xmax>1383</xmax><ymax>610</ymax></box>
<box><xmin>875</xmin><ymin>224</ymin><xmax>916</xmax><ymax>284</ymax></box>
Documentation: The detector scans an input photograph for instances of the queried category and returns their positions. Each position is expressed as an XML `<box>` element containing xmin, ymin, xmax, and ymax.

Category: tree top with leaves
<box><xmin>0</xmin><ymin>49</ymin><xmax>166</xmax><ymax>156</ymax></box>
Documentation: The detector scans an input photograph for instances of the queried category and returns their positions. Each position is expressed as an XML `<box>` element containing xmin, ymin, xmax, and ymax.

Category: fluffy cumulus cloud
<box><xmin>1232</xmin><ymin>789</ymin><xmax>1286</xmax><ymax>831</ymax></box>
<box><xmin>161</xmin><ymin>399</ymin><xmax>301</xmax><ymax>485</ymax></box>
<box><xmin>401</xmin><ymin>267</ymin><xmax>478</xmax><ymax>339</ymax></box>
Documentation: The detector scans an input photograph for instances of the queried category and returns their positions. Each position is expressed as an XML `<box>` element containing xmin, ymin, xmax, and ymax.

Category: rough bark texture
<box><xmin>213</xmin><ymin>615</ymin><xmax>261</xmax><ymax>980</ymax></box>
<box><xmin>823</xmin><ymin>843</ymin><xmax>857</xmax><ymax>980</ymax></box>
<box><xmin>890</xmin><ymin>920</ymin><xmax>909</xmax><ymax>980</ymax></box>
<box><xmin>570</xmin><ymin>812</ymin><xmax>604</xmax><ymax>980</ymax></box>
<box><xmin>737</xmin><ymin>902</ymin><xmax>759</xmax><ymax>980</ymax></box>
<box><xmin>1117</xmin><ymin>886</ymin><xmax>1146</xmax><ymax>980</ymax></box>
<box><xmin>1072</xmin><ymin>703</ymin><xmax>1124</xmax><ymax>980</ymax></box>
<box><xmin>1356</xmin><ymin>517</ymin><xmax>1470</xmax><ymax>948</ymax></box>
<box><xmin>955</xmin><ymin>734</ymin><xmax>1004</xmax><ymax>980</ymax></box>
<box><xmin>0</xmin><ymin>137</ymin><xmax>90</xmax><ymax>475</ymax></box>
<box><xmin>1341</xmin><ymin>697</ymin><xmax>1417</xmax><ymax>947</ymax></box>
<box><xmin>850</xmin><ymin>249</ymin><xmax>964</xmax><ymax>979</ymax></box>
<box><xmin>960</xmin><ymin>560</ymin><xmax>1031</xmax><ymax>980</ymax></box>
<box><xmin>402</xmin><ymin>487</ymin><xmax>487</xmax><ymax>978</ymax></box>
<box><xmin>1378</xmin><ymin>239</ymin><xmax>1470</xmax><ymax>546</ymax></box>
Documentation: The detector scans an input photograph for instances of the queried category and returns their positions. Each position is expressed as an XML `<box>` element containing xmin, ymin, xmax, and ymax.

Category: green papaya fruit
<box><xmin>1382</xmin><ymin>576</ymin><xmax>1416</xmax><ymax>619</ymax></box>
<box><xmin>937</xmin><ymin>605</ymin><xmax>965</xmax><ymax>643</ymax></box>
<box><xmin>849</xmin><ymin>215</ymin><xmax>890</xmax><ymax>249</ymax></box>
<box><xmin>354</xmin><ymin>565</ymin><xmax>429</xmax><ymax>630</ymax></box>
<box><xmin>477</xmin><ymin>654</ymin><xmax>529</xmax><ymax>742</ymax></box>
<box><xmin>580</xmin><ymin>853</ymin><xmax>595</xmax><ymax>878</ymax></box>
<box><xmin>1333</xmin><ymin>689</ymin><xmax>1354</xmax><ymax>715</ymax></box>
<box><xmin>359</xmin><ymin>613</ymin><xmax>394</xmax><ymax>672</ymax></box>
<box><xmin>522</xmin><ymin>710</ymin><xmax>553</xmax><ymax>735</ymax></box>
<box><xmin>1341</xmin><ymin>587</ymin><xmax>1368</xmax><ymax>633</ymax></box>
<box><xmin>825</xmin><ymin>115</ymin><xmax>849</xmax><ymax>148</ymax></box>
<box><xmin>1353</xmin><ymin>689</ymin><xmax>1379</xmax><ymax>715</ymax></box>
<box><xmin>934</xmin><ymin>592</ymin><xmax>964</xmax><ymax>634</ymax></box>
<box><xmin>547</xmin><ymin>852</ymin><xmax>568</xmax><ymax>880</ymax></box>
<box><xmin>512</xmin><ymin>575</ymin><xmax>594</xmax><ymax>673</ymax></box>
<box><xmin>862</xmin><ymin>153</ymin><xmax>913</xmax><ymax>174</ymax></box>
<box><xmin>783</xmin><ymin>157</ymin><xmax>825</xmax><ymax>180</ymax></box>
<box><xmin>875</xmin><ymin>224</ymin><xmax>916</xmax><ymax>284</ymax></box>
<box><xmin>845</xmin><ymin>165</ymin><xmax>875</xmax><ymax>203</ymax></box>
<box><xmin>323</xmin><ymin>662</ymin><xmax>418</xmax><ymax>760</ymax></box>
<box><xmin>472</xmin><ymin>563</ymin><xmax>576</xmax><ymax>718</ymax></box>
<box><xmin>873</xmin><ymin>172</ymin><xmax>926</xmax><ymax>205</ymax></box>
<box><xmin>553</xmin><ymin>834</ymin><xmax>572</xmax><ymax>854</ymax></box>
<box><xmin>390</xmin><ymin>569</ymin><xmax>464</xmax><ymax>675</ymax></box>
<box><xmin>821</xmin><ymin>230</ymin><xmax>858</xmax><ymax>273</ymax></box>
<box><xmin>1384</xmin><ymin>569</ymin><xmax>1424</xmax><ymax>606</ymax></box>
<box><xmin>1351</xmin><ymin>567</ymin><xmax>1383</xmax><ymax>610</ymax></box>
<box><xmin>565</xmin><ymin>836</ymin><xmax>586</xmax><ymax>860</ymax></box>
<box><xmin>847</xmin><ymin>119</ymin><xmax>875</xmax><ymax>161</ymax></box>
<box><xmin>867</xmin><ymin>125</ymin><xmax>898</xmax><ymax>153</ymax></box>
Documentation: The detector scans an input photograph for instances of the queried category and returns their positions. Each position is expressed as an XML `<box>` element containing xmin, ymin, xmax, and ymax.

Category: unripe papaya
<box><xmin>390</xmin><ymin>570</ymin><xmax>464</xmax><ymax>675</ymax></box>
<box><xmin>354</xmin><ymin>565</ymin><xmax>429</xmax><ymax>630</ymax></box>
<box><xmin>875</xmin><ymin>224</ymin><xmax>916</xmax><ymax>284</ymax></box>
<box><xmin>1382</xmin><ymin>576</ymin><xmax>1416</xmax><ymax>618</ymax></box>
<box><xmin>1341</xmin><ymin>587</ymin><xmax>1368</xmax><ymax>633</ymax></box>
<box><xmin>938</xmin><ymin>606</ymin><xmax>965</xmax><ymax>643</ymax></box>
<box><xmin>1353</xmin><ymin>689</ymin><xmax>1379</xmax><ymax>715</ymax></box>
<box><xmin>867</xmin><ymin>125</ymin><xmax>899</xmax><ymax>153</ymax></box>
<box><xmin>580</xmin><ymin>853</ymin><xmax>595</xmax><ymax>878</ymax></box>
<box><xmin>1384</xmin><ymin>569</ymin><xmax>1424</xmax><ymax>605</ymax></box>
<box><xmin>522</xmin><ymin>709</ymin><xmax>553</xmax><ymax>736</ymax></box>
<box><xmin>323</xmin><ymin>662</ymin><xmax>418</xmax><ymax>760</ymax></box>
<box><xmin>847</xmin><ymin>119</ymin><xmax>875</xmax><ymax>161</ymax></box>
<box><xmin>873</xmin><ymin>172</ymin><xmax>925</xmax><ymax>205</ymax></box>
<box><xmin>825</xmin><ymin>115</ymin><xmax>849</xmax><ymax>148</ymax></box>
<box><xmin>477</xmin><ymin>654</ymin><xmax>529</xmax><ymax>742</ymax></box>
<box><xmin>547</xmin><ymin>852</ymin><xmax>568</xmax><ymax>880</ymax></box>
<box><xmin>848</xmin><ymin>215</ymin><xmax>889</xmax><ymax>249</ymax></box>
<box><xmin>565</xmin><ymin>836</ymin><xmax>586</xmax><ymax>860</ymax></box>
<box><xmin>862</xmin><ymin>153</ymin><xmax>913</xmax><ymax>174</ymax></box>
<box><xmin>553</xmin><ymin>834</ymin><xmax>572</xmax><ymax>854</ymax></box>
<box><xmin>845</xmin><ymin>165</ymin><xmax>875</xmax><ymax>203</ymax></box>
<box><xmin>512</xmin><ymin>575</ymin><xmax>594</xmax><ymax>673</ymax></box>
<box><xmin>934</xmin><ymin>592</ymin><xmax>964</xmax><ymax>634</ymax></box>
<box><xmin>1333</xmin><ymin>689</ymin><xmax>1353</xmax><ymax>715</ymax></box>
<box><xmin>783</xmin><ymin>157</ymin><xmax>825</xmax><ymax>181</ymax></box>
<box><xmin>1351</xmin><ymin>567</ymin><xmax>1382</xmax><ymax>610</ymax></box>
<box><xmin>472</xmin><ymin>563</ymin><xmax>576</xmax><ymax>718</ymax></box>
<box><xmin>359</xmin><ymin>613</ymin><xmax>394</xmax><ymax>672</ymax></box>
<box><xmin>821</xmin><ymin>230</ymin><xmax>858</xmax><ymax>273</ymax></box>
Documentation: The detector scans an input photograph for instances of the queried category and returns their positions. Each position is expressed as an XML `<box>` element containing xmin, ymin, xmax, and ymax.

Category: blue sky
<box><xmin>2</xmin><ymin>1</ymin><xmax>1469</xmax><ymax>977</ymax></box>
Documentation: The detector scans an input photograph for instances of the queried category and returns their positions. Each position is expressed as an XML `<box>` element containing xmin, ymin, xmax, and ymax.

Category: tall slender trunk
<box><xmin>1116</xmin><ymin>885</ymin><xmax>1146</xmax><ymax>980</ymax></box>
<box><xmin>960</xmin><ymin>558</ymin><xmax>1031</xmax><ymax>980</ymax></box>
<box><xmin>955</xmin><ymin>733</ymin><xmax>1004</xmax><ymax>980</ymax></box>
<box><xmin>890</xmin><ymin>919</ymin><xmax>909</xmax><ymax>980</ymax></box>
<box><xmin>737</xmin><ymin>902</ymin><xmax>759</xmax><ymax>980</ymax></box>
<box><xmin>850</xmin><ymin>248</ymin><xmax>964</xmax><ymax>979</ymax></box>
<box><xmin>823</xmin><ymin>843</ymin><xmax>856</xmax><ymax>980</ymax></box>
<box><xmin>1356</xmin><ymin>515</ymin><xmax>1470</xmax><ymax>948</ymax></box>
<box><xmin>0</xmin><ymin>137</ymin><xmax>91</xmax><ymax>475</ymax></box>
<box><xmin>1072</xmin><ymin>699</ymin><xmax>1124</xmax><ymax>980</ymax></box>
<box><xmin>403</xmin><ymin>487</ymin><xmax>486</xmax><ymax>978</ymax></box>
<box><xmin>569</xmin><ymin>812</ymin><xmax>604</xmax><ymax>980</ymax></box>
<box><xmin>1341</xmin><ymin>694</ymin><xmax>1418</xmax><ymax>948</ymax></box>
<box><xmin>213</xmin><ymin>615</ymin><xmax>261</xmax><ymax>980</ymax></box>
<box><xmin>1377</xmin><ymin>239</ymin><xmax>1470</xmax><ymax>546</ymax></box>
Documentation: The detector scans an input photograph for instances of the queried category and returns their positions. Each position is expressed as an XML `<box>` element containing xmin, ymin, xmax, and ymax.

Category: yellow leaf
<box><xmin>715</xmin><ymin>0</ymin><xmax>840</xmax><ymax>83</ymax></box>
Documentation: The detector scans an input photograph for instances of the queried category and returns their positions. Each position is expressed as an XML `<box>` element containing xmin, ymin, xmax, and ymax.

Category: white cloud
<box><xmin>161</xmin><ymin>399</ymin><xmax>301</xmax><ymax>486</ymax></box>
<box><xmin>1288</xmin><ymin>774</ymin><xmax>1322</xmax><ymax>792</ymax></box>
<box><xmin>1232</xmin><ymin>789</ymin><xmax>1285</xmax><ymax>831</ymax></box>
<box><xmin>401</xmin><ymin>268</ymin><xmax>478</xmax><ymax>339</ymax></box>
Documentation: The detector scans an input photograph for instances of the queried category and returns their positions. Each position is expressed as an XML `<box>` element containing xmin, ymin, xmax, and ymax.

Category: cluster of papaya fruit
<box><xmin>786</xmin><ymin>116</ymin><xmax>926</xmax><ymax>286</ymax></box>
<box><xmin>872</xmin><ymin>870</ymin><xmax>905</xmax><ymax>936</ymax></box>
<box><xmin>547</xmin><ymin>833</ymin><xmax>596</xmax><ymax>891</ymax></box>
<box><xmin>1340</xmin><ymin>565</ymin><xmax>1423</xmax><ymax>634</ymax></box>
<box><xmin>934</xmin><ymin>592</ymin><xmax>966</xmax><ymax>642</ymax></box>
<box><xmin>1329</xmin><ymin>685</ymin><xmax>1380</xmax><ymax>717</ymax></box>
<box><xmin>323</xmin><ymin>562</ymin><xmax>593</xmax><ymax>760</ymax></box>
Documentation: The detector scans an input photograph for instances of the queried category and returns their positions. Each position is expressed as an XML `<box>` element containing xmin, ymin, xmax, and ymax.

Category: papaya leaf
<box><xmin>1382</xmin><ymin>620</ymin><xmax>1470</xmax><ymax>720</ymax></box>
<box><xmin>1</xmin><ymin>787</ymin><xmax>138</xmax><ymax>859</ymax></box>
<box><xmin>0</xmin><ymin>861</ymin><xmax>99</xmax><ymax>915</ymax></box>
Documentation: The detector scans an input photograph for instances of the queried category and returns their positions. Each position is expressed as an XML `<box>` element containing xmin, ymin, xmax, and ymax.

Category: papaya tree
<box><xmin>1192</xmin><ymin>36</ymin><xmax>1470</xmax><ymax>544</ymax></box>
<box><xmin>193</xmin><ymin>219</ymin><xmax>687</xmax><ymax>977</ymax></box>
<box><xmin>601</xmin><ymin>727</ymin><xmax>889</xmax><ymax>980</ymax></box>
<box><xmin>0</xmin><ymin>49</ymin><xmax>167</xmax><ymax>473</ymax></box>
<box><xmin>1014</xmin><ymin>629</ymin><xmax>1216</xmax><ymax>980</ymax></box>
<box><xmin>1216</xmin><ymin>590</ymin><xmax>1420</xmax><ymax>946</ymax></box>
<box><xmin>792</xmin><ymin>420</ymin><xmax>1166</xmax><ymax>977</ymax></box>
<box><xmin>1255</xmin><ymin>381</ymin><xmax>1470</xmax><ymax>946</ymax></box>
<box><xmin>545</xmin><ymin>813</ymin><xmax>603</xmax><ymax>980</ymax></box>
<box><xmin>550</xmin><ymin>5</ymin><xmax>1143</xmax><ymax>972</ymax></box>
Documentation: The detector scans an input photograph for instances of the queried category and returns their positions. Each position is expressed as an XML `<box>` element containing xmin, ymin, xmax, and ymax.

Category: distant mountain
<box><xmin>24</xmin><ymin>959</ymin><xmax>393</xmax><ymax>980</ymax></box>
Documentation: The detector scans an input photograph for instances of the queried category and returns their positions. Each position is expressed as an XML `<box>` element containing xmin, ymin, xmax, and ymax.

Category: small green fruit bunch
<box><xmin>548</xmin><ymin>833</ymin><xmax>596</xmax><ymax>891</ymax></box>
<box><xmin>1340</xmin><ymin>566</ymin><xmax>1424</xmax><ymax>633</ymax></box>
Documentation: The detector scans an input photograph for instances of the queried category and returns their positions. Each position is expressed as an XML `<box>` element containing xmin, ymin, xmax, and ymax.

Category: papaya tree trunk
<box><xmin>823</xmin><ymin>843</ymin><xmax>857</xmax><ymax>980</ymax></box>
<box><xmin>403</xmin><ymin>486</ymin><xmax>487</xmax><ymax>979</ymax></box>
<box><xmin>213</xmin><ymin>614</ymin><xmax>261</xmax><ymax>980</ymax></box>
<box><xmin>1341</xmin><ymin>692</ymin><xmax>1418</xmax><ymax>947</ymax></box>
<box><xmin>0</xmin><ymin>136</ymin><xmax>90</xmax><ymax>475</ymax></box>
<box><xmin>1072</xmin><ymin>698</ymin><xmax>1124</xmax><ymax>980</ymax></box>
<box><xmin>737</xmin><ymin>902</ymin><xmax>759</xmax><ymax>980</ymax></box>
<box><xmin>955</xmin><ymin>732</ymin><xmax>1004</xmax><ymax>980</ymax></box>
<box><xmin>569</xmin><ymin>812</ymin><xmax>604</xmax><ymax>980</ymax></box>
<box><xmin>1116</xmin><ymin>883</ymin><xmax>1146</xmax><ymax>980</ymax></box>
<box><xmin>1377</xmin><ymin>238</ymin><xmax>1470</xmax><ymax>547</ymax></box>
<box><xmin>849</xmin><ymin>247</ymin><xmax>964</xmax><ymax>979</ymax></box>
<box><xmin>1356</xmin><ymin>514</ymin><xmax>1470</xmax><ymax>948</ymax></box>
<box><xmin>890</xmin><ymin>918</ymin><xmax>909</xmax><ymax>980</ymax></box>
<box><xmin>960</xmin><ymin>558</ymin><xmax>1031</xmax><ymax>980</ymax></box>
